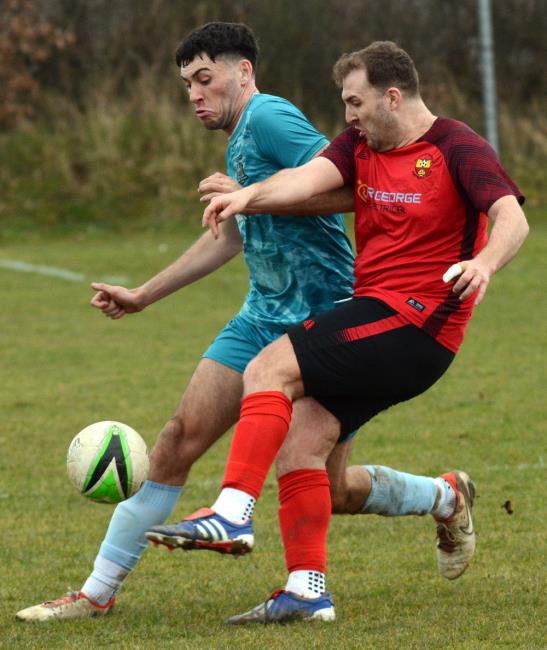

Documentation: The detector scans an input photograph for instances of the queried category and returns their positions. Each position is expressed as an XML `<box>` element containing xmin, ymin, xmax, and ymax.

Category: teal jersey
<box><xmin>226</xmin><ymin>93</ymin><xmax>354</xmax><ymax>330</ymax></box>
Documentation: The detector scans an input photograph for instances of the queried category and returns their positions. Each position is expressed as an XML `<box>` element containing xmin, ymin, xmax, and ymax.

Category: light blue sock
<box><xmin>82</xmin><ymin>480</ymin><xmax>182</xmax><ymax>604</ymax></box>
<box><xmin>98</xmin><ymin>480</ymin><xmax>182</xmax><ymax>569</ymax></box>
<box><xmin>361</xmin><ymin>465</ymin><xmax>437</xmax><ymax>516</ymax></box>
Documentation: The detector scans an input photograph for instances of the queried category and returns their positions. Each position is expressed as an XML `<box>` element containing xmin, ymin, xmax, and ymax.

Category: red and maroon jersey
<box><xmin>321</xmin><ymin>117</ymin><xmax>524</xmax><ymax>352</ymax></box>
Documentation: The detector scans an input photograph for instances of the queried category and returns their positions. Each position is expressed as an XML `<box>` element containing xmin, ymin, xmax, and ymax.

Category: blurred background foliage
<box><xmin>0</xmin><ymin>0</ymin><xmax>545</xmax><ymax>234</ymax></box>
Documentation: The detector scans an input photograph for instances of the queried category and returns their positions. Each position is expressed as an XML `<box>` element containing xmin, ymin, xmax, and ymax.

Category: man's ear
<box><xmin>239</xmin><ymin>59</ymin><xmax>254</xmax><ymax>86</ymax></box>
<box><xmin>385</xmin><ymin>86</ymin><xmax>402</xmax><ymax>110</ymax></box>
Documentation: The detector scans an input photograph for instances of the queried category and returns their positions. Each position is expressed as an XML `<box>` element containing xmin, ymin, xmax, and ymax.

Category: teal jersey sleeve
<box><xmin>249</xmin><ymin>96</ymin><xmax>328</xmax><ymax>168</ymax></box>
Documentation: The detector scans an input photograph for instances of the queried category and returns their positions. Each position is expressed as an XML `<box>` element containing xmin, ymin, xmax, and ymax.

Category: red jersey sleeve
<box><xmin>424</xmin><ymin>118</ymin><xmax>524</xmax><ymax>213</ymax></box>
<box><xmin>320</xmin><ymin>127</ymin><xmax>361</xmax><ymax>187</ymax></box>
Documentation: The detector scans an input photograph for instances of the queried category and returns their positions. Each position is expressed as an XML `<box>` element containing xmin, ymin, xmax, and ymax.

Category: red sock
<box><xmin>278</xmin><ymin>469</ymin><xmax>331</xmax><ymax>574</ymax></box>
<box><xmin>222</xmin><ymin>391</ymin><xmax>292</xmax><ymax>499</ymax></box>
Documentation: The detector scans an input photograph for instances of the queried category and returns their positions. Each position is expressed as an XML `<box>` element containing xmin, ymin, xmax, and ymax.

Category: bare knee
<box><xmin>330</xmin><ymin>481</ymin><xmax>353</xmax><ymax>514</ymax></box>
<box><xmin>243</xmin><ymin>352</ymin><xmax>283</xmax><ymax>393</ymax></box>
<box><xmin>275</xmin><ymin>399</ymin><xmax>339</xmax><ymax>479</ymax></box>
<box><xmin>329</xmin><ymin>465</ymin><xmax>372</xmax><ymax>515</ymax></box>
<box><xmin>148</xmin><ymin>413</ymin><xmax>206</xmax><ymax>484</ymax></box>
<box><xmin>275</xmin><ymin>445</ymin><xmax>318</xmax><ymax>478</ymax></box>
<box><xmin>243</xmin><ymin>336</ymin><xmax>302</xmax><ymax>397</ymax></box>
<box><xmin>242</xmin><ymin>354</ymin><xmax>267</xmax><ymax>388</ymax></box>
<box><xmin>329</xmin><ymin>480</ymin><xmax>369</xmax><ymax>514</ymax></box>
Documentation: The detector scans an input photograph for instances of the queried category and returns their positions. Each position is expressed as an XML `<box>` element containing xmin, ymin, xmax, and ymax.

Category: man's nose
<box><xmin>189</xmin><ymin>86</ymin><xmax>203</xmax><ymax>104</ymax></box>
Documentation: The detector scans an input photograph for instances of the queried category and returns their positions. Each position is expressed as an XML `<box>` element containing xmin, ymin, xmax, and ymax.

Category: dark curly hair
<box><xmin>175</xmin><ymin>22</ymin><xmax>259</xmax><ymax>72</ymax></box>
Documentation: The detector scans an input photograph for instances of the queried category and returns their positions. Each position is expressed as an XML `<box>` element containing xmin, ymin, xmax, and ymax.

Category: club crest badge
<box><xmin>236</xmin><ymin>154</ymin><xmax>248</xmax><ymax>184</ymax></box>
<box><xmin>414</xmin><ymin>154</ymin><xmax>433</xmax><ymax>178</ymax></box>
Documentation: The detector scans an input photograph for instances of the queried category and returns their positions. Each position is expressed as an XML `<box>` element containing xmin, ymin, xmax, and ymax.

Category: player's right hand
<box><xmin>90</xmin><ymin>282</ymin><xmax>143</xmax><ymax>320</ymax></box>
<box><xmin>198</xmin><ymin>172</ymin><xmax>241</xmax><ymax>203</ymax></box>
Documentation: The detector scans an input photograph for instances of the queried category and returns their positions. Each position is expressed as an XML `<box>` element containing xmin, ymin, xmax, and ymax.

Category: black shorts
<box><xmin>287</xmin><ymin>298</ymin><xmax>455</xmax><ymax>437</ymax></box>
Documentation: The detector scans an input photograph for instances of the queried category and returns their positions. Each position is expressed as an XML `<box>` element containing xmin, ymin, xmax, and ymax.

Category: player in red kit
<box><xmin>323</xmin><ymin>115</ymin><xmax>517</xmax><ymax>353</ymax></box>
<box><xmin>149</xmin><ymin>41</ymin><xmax>529</xmax><ymax>624</ymax></box>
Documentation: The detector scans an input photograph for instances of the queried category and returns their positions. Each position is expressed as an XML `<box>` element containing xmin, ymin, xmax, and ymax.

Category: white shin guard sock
<box><xmin>211</xmin><ymin>488</ymin><xmax>256</xmax><ymax>524</ymax></box>
<box><xmin>285</xmin><ymin>571</ymin><xmax>326</xmax><ymax>598</ymax></box>
<box><xmin>81</xmin><ymin>556</ymin><xmax>127</xmax><ymax>605</ymax></box>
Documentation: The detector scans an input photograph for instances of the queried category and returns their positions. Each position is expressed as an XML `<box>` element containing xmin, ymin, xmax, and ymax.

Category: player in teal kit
<box><xmin>16</xmin><ymin>21</ymin><xmax>356</xmax><ymax>622</ymax></box>
<box><xmin>207</xmin><ymin>90</ymin><xmax>355</xmax><ymax>358</ymax></box>
<box><xmin>17</xmin><ymin>24</ymin><xmax>474</xmax><ymax>623</ymax></box>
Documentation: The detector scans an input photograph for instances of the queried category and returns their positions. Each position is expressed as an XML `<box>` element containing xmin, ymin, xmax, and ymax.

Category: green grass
<box><xmin>0</xmin><ymin>210</ymin><xmax>545</xmax><ymax>648</ymax></box>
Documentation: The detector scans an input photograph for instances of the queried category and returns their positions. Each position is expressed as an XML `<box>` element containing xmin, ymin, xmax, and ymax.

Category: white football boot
<box><xmin>16</xmin><ymin>591</ymin><xmax>115</xmax><ymax>622</ymax></box>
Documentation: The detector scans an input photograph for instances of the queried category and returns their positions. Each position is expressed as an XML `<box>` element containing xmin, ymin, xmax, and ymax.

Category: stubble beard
<box><xmin>369</xmin><ymin>111</ymin><xmax>400</xmax><ymax>152</ymax></box>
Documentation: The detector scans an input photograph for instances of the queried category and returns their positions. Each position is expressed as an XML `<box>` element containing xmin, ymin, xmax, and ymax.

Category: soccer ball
<box><xmin>67</xmin><ymin>421</ymin><xmax>149</xmax><ymax>504</ymax></box>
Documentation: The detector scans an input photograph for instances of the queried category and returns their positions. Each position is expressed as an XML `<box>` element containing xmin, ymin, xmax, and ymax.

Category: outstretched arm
<box><xmin>198</xmin><ymin>171</ymin><xmax>354</xmax><ymax>216</ymax></box>
<box><xmin>203</xmin><ymin>157</ymin><xmax>345</xmax><ymax>238</ymax></box>
<box><xmin>447</xmin><ymin>195</ymin><xmax>529</xmax><ymax>305</ymax></box>
<box><xmin>90</xmin><ymin>218</ymin><xmax>243</xmax><ymax>319</ymax></box>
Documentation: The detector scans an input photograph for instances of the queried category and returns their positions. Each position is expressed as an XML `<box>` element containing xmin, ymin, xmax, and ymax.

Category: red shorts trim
<box><xmin>339</xmin><ymin>313</ymin><xmax>408</xmax><ymax>343</ymax></box>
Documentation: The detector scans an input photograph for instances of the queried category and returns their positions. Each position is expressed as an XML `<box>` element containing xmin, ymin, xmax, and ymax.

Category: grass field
<box><xmin>1</xmin><ymin>210</ymin><xmax>545</xmax><ymax>649</ymax></box>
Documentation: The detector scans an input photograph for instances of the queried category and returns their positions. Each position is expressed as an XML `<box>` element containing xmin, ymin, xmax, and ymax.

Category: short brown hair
<box><xmin>333</xmin><ymin>41</ymin><xmax>419</xmax><ymax>96</ymax></box>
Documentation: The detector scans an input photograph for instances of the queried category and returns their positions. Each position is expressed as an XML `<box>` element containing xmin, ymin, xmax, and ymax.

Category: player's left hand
<box><xmin>444</xmin><ymin>259</ymin><xmax>492</xmax><ymax>305</ymax></box>
<box><xmin>203</xmin><ymin>189</ymin><xmax>253</xmax><ymax>239</ymax></box>
<box><xmin>198</xmin><ymin>172</ymin><xmax>241</xmax><ymax>203</ymax></box>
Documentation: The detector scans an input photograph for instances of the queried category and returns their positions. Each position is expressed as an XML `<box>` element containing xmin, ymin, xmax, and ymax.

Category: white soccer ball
<box><xmin>67</xmin><ymin>421</ymin><xmax>149</xmax><ymax>504</ymax></box>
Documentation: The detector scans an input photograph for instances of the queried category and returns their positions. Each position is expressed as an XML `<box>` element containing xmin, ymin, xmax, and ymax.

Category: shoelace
<box><xmin>436</xmin><ymin>523</ymin><xmax>457</xmax><ymax>551</ymax></box>
<box><xmin>44</xmin><ymin>591</ymin><xmax>79</xmax><ymax>608</ymax></box>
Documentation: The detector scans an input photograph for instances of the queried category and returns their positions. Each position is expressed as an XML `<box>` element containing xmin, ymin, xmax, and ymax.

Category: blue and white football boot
<box><xmin>226</xmin><ymin>590</ymin><xmax>335</xmax><ymax>625</ymax></box>
<box><xmin>145</xmin><ymin>507</ymin><xmax>254</xmax><ymax>555</ymax></box>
